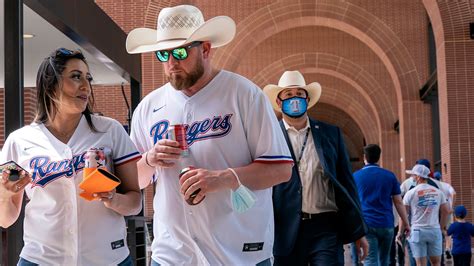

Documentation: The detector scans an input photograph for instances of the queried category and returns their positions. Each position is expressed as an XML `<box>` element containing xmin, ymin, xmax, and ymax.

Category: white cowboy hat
<box><xmin>126</xmin><ymin>5</ymin><xmax>236</xmax><ymax>54</ymax></box>
<box><xmin>263</xmin><ymin>71</ymin><xmax>322</xmax><ymax>112</ymax></box>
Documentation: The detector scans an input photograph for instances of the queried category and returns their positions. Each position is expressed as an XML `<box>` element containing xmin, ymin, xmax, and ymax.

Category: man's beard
<box><xmin>167</xmin><ymin>58</ymin><xmax>204</xmax><ymax>91</ymax></box>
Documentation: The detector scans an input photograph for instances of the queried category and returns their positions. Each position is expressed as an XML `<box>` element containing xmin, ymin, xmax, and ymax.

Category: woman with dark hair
<box><xmin>0</xmin><ymin>48</ymin><xmax>142</xmax><ymax>265</ymax></box>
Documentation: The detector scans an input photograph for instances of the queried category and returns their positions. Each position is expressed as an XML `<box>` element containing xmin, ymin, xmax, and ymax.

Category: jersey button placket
<box><xmin>183</xmin><ymin>103</ymin><xmax>193</xmax><ymax>124</ymax></box>
<box><xmin>64</xmin><ymin>146</ymin><xmax>79</xmax><ymax>263</ymax></box>
<box><xmin>70</xmin><ymin>182</ymin><xmax>79</xmax><ymax>263</ymax></box>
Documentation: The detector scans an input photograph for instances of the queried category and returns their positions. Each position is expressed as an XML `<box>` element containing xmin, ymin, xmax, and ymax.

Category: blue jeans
<box><xmin>18</xmin><ymin>255</ymin><xmax>133</xmax><ymax>266</ymax></box>
<box><xmin>350</xmin><ymin>242</ymin><xmax>359</xmax><ymax>266</ymax></box>
<box><xmin>364</xmin><ymin>227</ymin><xmax>394</xmax><ymax>266</ymax></box>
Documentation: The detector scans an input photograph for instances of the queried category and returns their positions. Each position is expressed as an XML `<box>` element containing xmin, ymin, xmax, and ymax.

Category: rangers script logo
<box><xmin>29</xmin><ymin>153</ymin><xmax>86</xmax><ymax>187</ymax></box>
<box><xmin>149</xmin><ymin>114</ymin><xmax>233</xmax><ymax>145</ymax></box>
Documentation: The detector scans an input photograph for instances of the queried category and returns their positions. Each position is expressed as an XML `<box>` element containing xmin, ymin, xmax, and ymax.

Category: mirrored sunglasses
<box><xmin>154</xmin><ymin>42</ymin><xmax>202</xmax><ymax>62</ymax></box>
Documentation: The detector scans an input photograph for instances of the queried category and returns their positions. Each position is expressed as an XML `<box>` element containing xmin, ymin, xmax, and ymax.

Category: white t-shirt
<box><xmin>283</xmin><ymin>118</ymin><xmax>337</xmax><ymax>214</ymax></box>
<box><xmin>1</xmin><ymin>115</ymin><xmax>141</xmax><ymax>265</ymax></box>
<box><xmin>400</xmin><ymin>177</ymin><xmax>415</xmax><ymax>198</ymax></box>
<box><xmin>439</xmin><ymin>181</ymin><xmax>455</xmax><ymax>208</ymax></box>
<box><xmin>403</xmin><ymin>183</ymin><xmax>447</xmax><ymax>229</ymax></box>
<box><xmin>130</xmin><ymin>70</ymin><xmax>292</xmax><ymax>265</ymax></box>
<box><xmin>400</xmin><ymin>176</ymin><xmax>442</xmax><ymax>198</ymax></box>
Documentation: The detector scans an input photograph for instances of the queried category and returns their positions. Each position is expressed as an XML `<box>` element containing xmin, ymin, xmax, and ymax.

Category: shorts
<box><xmin>408</xmin><ymin>227</ymin><xmax>442</xmax><ymax>258</ymax></box>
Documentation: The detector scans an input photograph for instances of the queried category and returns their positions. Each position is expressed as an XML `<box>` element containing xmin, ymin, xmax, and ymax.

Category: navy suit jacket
<box><xmin>273</xmin><ymin>118</ymin><xmax>367</xmax><ymax>256</ymax></box>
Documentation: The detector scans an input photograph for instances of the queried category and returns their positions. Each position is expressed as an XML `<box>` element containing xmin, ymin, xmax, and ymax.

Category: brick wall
<box><xmin>93</xmin><ymin>84</ymin><xmax>131</xmax><ymax>125</ymax></box>
<box><xmin>423</xmin><ymin>0</ymin><xmax>474</xmax><ymax>224</ymax></box>
<box><xmin>0</xmin><ymin>87</ymin><xmax>36</xmax><ymax>147</ymax></box>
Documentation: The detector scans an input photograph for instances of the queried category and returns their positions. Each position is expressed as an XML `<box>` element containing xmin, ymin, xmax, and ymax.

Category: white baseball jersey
<box><xmin>130</xmin><ymin>70</ymin><xmax>292</xmax><ymax>265</ymax></box>
<box><xmin>0</xmin><ymin>115</ymin><xmax>141</xmax><ymax>265</ymax></box>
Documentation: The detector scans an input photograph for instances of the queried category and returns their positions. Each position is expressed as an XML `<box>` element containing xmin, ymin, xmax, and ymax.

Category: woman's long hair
<box><xmin>35</xmin><ymin>48</ymin><xmax>97</xmax><ymax>131</ymax></box>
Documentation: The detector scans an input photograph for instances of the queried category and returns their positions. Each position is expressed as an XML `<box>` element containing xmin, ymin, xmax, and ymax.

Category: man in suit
<box><xmin>264</xmin><ymin>71</ymin><xmax>368</xmax><ymax>265</ymax></box>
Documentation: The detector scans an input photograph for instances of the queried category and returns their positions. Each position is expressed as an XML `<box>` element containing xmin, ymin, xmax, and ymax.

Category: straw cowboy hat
<box><xmin>126</xmin><ymin>5</ymin><xmax>236</xmax><ymax>54</ymax></box>
<box><xmin>263</xmin><ymin>71</ymin><xmax>322</xmax><ymax>112</ymax></box>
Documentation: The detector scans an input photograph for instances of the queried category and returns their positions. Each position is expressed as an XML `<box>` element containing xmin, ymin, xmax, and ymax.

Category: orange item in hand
<box><xmin>79</xmin><ymin>168</ymin><xmax>121</xmax><ymax>201</ymax></box>
<box><xmin>83</xmin><ymin>167</ymin><xmax>96</xmax><ymax>179</ymax></box>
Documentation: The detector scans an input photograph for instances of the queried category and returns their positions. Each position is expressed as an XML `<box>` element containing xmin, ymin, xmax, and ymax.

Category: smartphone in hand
<box><xmin>0</xmin><ymin>161</ymin><xmax>27</xmax><ymax>181</ymax></box>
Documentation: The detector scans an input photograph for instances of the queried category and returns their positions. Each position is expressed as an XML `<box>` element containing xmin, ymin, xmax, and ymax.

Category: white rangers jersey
<box><xmin>1</xmin><ymin>115</ymin><xmax>141</xmax><ymax>265</ymax></box>
<box><xmin>131</xmin><ymin>70</ymin><xmax>292</xmax><ymax>265</ymax></box>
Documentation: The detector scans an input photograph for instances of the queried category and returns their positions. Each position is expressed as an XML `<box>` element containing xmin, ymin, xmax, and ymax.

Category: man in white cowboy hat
<box><xmin>263</xmin><ymin>70</ymin><xmax>368</xmax><ymax>265</ymax></box>
<box><xmin>399</xmin><ymin>164</ymin><xmax>449</xmax><ymax>266</ymax></box>
<box><xmin>126</xmin><ymin>5</ymin><xmax>293</xmax><ymax>265</ymax></box>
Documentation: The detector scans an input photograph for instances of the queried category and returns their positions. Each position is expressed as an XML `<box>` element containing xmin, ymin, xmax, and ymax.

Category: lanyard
<box><xmin>296</xmin><ymin>128</ymin><xmax>310</xmax><ymax>165</ymax></box>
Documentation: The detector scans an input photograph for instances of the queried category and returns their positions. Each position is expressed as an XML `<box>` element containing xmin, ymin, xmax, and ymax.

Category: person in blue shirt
<box><xmin>447</xmin><ymin>205</ymin><xmax>474</xmax><ymax>266</ymax></box>
<box><xmin>354</xmin><ymin>144</ymin><xmax>410</xmax><ymax>265</ymax></box>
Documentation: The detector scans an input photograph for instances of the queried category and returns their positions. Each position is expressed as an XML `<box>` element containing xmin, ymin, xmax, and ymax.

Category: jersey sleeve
<box><xmin>129</xmin><ymin>103</ymin><xmax>159</xmax><ymax>183</ymax></box>
<box><xmin>110</xmin><ymin>119</ymin><xmax>141</xmax><ymax>166</ymax></box>
<box><xmin>243</xmin><ymin>89</ymin><xmax>292</xmax><ymax>164</ymax></box>
<box><xmin>130</xmin><ymin>104</ymin><xmax>149</xmax><ymax>154</ymax></box>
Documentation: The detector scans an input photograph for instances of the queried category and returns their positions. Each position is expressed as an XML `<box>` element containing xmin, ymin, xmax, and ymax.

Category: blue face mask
<box><xmin>231</xmin><ymin>184</ymin><xmax>256</xmax><ymax>213</ymax></box>
<box><xmin>281</xmin><ymin>97</ymin><xmax>307</xmax><ymax>118</ymax></box>
<box><xmin>227</xmin><ymin>168</ymin><xmax>256</xmax><ymax>213</ymax></box>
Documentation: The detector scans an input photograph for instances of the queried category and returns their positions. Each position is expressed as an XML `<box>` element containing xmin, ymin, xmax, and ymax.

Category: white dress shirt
<box><xmin>283</xmin><ymin>118</ymin><xmax>338</xmax><ymax>214</ymax></box>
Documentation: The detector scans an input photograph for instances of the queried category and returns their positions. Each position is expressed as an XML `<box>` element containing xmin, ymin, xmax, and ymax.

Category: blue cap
<box><xmin>416</xmin><ymin>159</ymin><xmax>431</xmax><ymax>169</ymax></box>
<box><xmin>454</xmin><ymin>205</ymin><xmax>467</xmax><ymax>218</ymax></box>
<box><xmin>433</xmin><ymin>171</ymin><xmax>442</xmax><ymax>181</ymax></box>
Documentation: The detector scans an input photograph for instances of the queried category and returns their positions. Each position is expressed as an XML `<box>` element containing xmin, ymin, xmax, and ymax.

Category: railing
<box><xmin>126</xmin><ymin>216</ymin><xmax>149</xmax><ymax>266</ymax></box>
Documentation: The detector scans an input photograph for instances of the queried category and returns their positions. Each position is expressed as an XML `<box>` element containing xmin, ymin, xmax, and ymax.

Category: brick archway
<box><xmin>257</xmin><ymin>67</ymin><xmax>379</xmax><ymax>143</ymax></box>
<box><xmin>256</xmin><ymin>58</ymin><xmax>401</xmax><ymax>174</ymax></box>
<box><xmin>251</xmin><ymin>52</ymin><xmax>407</xmax><ymax>173</ymax></box>
<box><xmin>251</xmin><ymin>52</ymin><xmax>391</xmax><ymax>132</ymax></box>
<box><xmin>212</xmin><ymin>1</ymin><xmax>427</xmax><ymax>175</ymax></box>
<box><xmin>214</xmin><ymin>1</ymin><xmax>421</xmax><ymax>103</ymax></box>
<box><xmin>422</xmin><ymin>1</ymin><xmax>474</xmax><ymax>212</ymax></box>
<box><xmin>314</xmin><ymin>103</ymin><xmax>365</xmax><ymax>171</ymax></box>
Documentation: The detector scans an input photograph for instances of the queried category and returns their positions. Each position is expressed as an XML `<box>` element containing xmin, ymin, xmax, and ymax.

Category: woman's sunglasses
<box><xmin>154</xmin><ymin>41</ymin><xmax>202</xmax><ymax>62</ymax></box>
<box><xmin>48</xmin><ymin>48</ymin><xmax>88</xmax><ymax>79</ymax></box>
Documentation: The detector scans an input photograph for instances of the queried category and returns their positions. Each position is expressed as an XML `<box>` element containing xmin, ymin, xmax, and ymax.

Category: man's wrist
<box><xmin>226</xmin><ymin>168</ymin><xmax>240</xmax><ymax>190</ymax></box>
<box><xmin>144</xmin><ymin>152</ymin><xmax>154</xmax><ymax>168</ymax></box>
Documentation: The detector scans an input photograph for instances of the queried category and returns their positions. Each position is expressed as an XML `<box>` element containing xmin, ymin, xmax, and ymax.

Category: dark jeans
<box><xmin>364</xmin><ymin>227</ymin><xmax>394</xmax><ymax>266</ymax></box>
<box><xmin>274</xmin><ymin>212</ymin><xmax>339</xmax><ymax>266</ymax></box>
<box><xmin>388</xmin><ymin>226</ymin><xmax>398</xmax><ymax>266</ymax></box>
<box><xmin>18</xmin><ymin>255</ymin><xmax>133</xmax><ymax>266</ymax></box>
<box><xmin>151</xmin><ymin>257</ymin><xmax>271</xmax><ymax>265</ymax></box>
<box><xmin>453</xmin><ymin>253</ymin><xmax>472</xmax><ymax>266</ymax></box>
